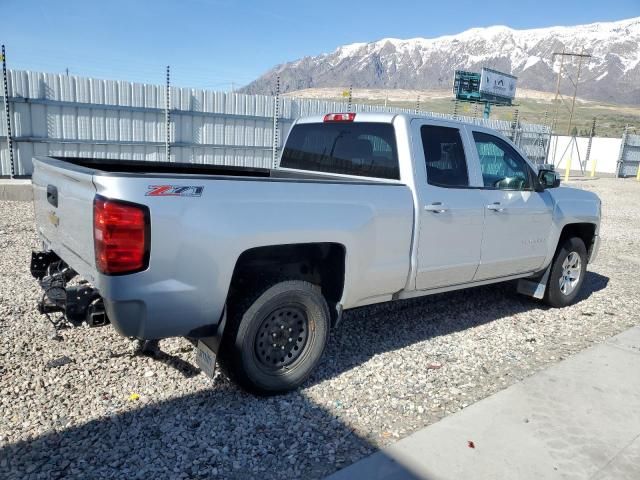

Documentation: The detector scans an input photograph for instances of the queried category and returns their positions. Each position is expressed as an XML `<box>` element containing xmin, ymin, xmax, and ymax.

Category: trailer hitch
<box><xmin>32</xmin><ymin>250</ymin><xmax>110</xmax><ymax>330</ymax></box>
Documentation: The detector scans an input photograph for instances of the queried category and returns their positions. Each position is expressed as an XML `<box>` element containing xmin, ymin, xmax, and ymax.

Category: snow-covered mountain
<box><xmin>242</xmin><ymin>17</ymin><xmax>640</xmax><ymax>105</ymax></box>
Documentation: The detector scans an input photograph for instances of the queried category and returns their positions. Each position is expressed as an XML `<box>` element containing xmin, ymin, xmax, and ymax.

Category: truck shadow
<box><xmin>1</xmin><ymin>272</ymin><xmax>608</xmax><ymax>479</ymax></box>
<box><xmin>313</xmin><ymin>271</ymin><xmax>609</xmax><ymax>385</ymax></box>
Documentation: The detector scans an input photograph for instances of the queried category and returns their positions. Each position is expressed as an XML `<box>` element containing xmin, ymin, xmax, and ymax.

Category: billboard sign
<box><xmin>453</xmin><ymin>70</ymin><xmax>481</xmax><ymax>102</ymax></box>
<box><xmin>479</xmin><ymin>67</ymin><xmax>517</xmax><ymax>100</ymax></box>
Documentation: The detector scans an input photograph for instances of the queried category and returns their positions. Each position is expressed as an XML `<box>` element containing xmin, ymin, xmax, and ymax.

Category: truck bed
<box><xmin>54</xmin><ymin>157</ymin><xmax>272</xmax><ymax>177</ymax></box>
<box><xmin>51</xmin><ymin>157</ymin><xmax>389</xmax><ymax>184</ymax></box>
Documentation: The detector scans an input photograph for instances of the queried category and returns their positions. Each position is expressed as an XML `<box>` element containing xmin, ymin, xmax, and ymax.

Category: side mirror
<box><xmin>538</xmin><ymin>169</ymin><xmax>560</xmax><ymax>189</ymax></box>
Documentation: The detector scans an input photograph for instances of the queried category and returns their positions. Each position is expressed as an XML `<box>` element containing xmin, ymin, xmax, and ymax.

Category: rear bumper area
<box><xmin>31</xmin><ymin>250</ymin><xmax>224</xmax><ymax>340</ymax></box>
<box><xmin>31</xmin><ymin>251</ymin><xmax>109</xmax><ymax>328</ymax></box>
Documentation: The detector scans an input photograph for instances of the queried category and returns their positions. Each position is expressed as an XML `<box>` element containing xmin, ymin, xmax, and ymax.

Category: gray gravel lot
<box><xmin>1</xmin><ymin>177</ymin><xmax>639</xmax><ymax>479</ymax></box>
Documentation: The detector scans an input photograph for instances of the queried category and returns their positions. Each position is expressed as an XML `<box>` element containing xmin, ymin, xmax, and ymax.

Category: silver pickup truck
<box><xmin>30</xmin><ymin>112</ymin><xmax>601</xmax><ymax>394</ymax></box>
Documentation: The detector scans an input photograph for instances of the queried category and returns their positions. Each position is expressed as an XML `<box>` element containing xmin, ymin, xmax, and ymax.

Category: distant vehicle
<box><xmin>30</xmin><ymin>112</ymin><xmax>601</xmax><ymax>394</ymax></box>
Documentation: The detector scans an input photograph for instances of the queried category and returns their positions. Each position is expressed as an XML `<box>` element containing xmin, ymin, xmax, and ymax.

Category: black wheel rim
<box><xmin>254</xmin><ymin>305</ymin><xmax>309</xmax><ymax>370</ymax></box>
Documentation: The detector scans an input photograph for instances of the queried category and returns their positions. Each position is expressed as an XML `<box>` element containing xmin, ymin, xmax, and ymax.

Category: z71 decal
<box><xmin>146</xmin><ymin>185</ymin><xmax>204</xmax><ymax>197</ymax></box>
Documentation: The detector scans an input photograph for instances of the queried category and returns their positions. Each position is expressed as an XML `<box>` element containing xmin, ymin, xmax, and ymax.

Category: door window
<box><xmin>472</xmin><ymin>132</ymin><xmax>532</xmax><ymax>190</ymax></box>
<box><xmin>421</xmin><ymin>126</ymin><xmax>469</xmax><ymax>188</ymax></box>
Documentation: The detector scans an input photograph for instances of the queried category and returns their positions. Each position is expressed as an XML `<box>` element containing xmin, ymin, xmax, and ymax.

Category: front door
<box><xmin>415</xmin><ymin>123</ymin><xmax>485</xmax><ymax>290</ymax></box>
<box><xmin>471</xmin><ymin>131</ymin><xmax>554</xmax><ymax>280</ymax></box>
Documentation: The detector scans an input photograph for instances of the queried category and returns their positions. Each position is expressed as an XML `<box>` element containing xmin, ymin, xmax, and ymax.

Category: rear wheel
<box><xmin>218</xmin><ymin>280</ymin><xmax>330</xmax><ymax>395</ymax></box>
<box><xmin>544</xmin><ymin>237</ymin><xmax>587</xmax><ymax>307</ymax></box>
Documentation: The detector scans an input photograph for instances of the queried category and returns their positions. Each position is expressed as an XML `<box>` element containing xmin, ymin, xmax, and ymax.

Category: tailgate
<box><xmin>32</xmin><ymin>157</ymin><xmax>97</xmax><ymax>280</ymax></box>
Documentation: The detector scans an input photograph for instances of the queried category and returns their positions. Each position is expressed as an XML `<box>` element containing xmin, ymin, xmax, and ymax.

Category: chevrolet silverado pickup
<box><xmin>30</xmin><ymin>112</ymin><xmax>601</xmax><ymax>394</ymax></box>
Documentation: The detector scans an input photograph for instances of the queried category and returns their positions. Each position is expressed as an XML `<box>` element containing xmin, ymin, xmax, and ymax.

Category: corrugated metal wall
<box><xmin>0</xmin><ymin>70</ymin><xmax>550</xmax><ymax>176</ymax></box>
<box><xmin>616</xmin><ymin>130</ymin><xmax>640</xmax><ymax>177</ymax></box>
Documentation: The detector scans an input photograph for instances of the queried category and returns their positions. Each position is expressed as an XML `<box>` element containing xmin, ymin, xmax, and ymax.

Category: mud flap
<box><xmin>517</xmin><ymin>265</ymin><xmax>551</xmax><ymax>300</ymax></box>
<box><xmin>195</xmin><ymin>307</ymin><xmax>227</xmax><ymax>379</ymax></box>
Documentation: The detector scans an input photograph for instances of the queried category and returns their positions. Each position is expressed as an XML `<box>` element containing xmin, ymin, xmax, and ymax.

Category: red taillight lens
<box><xmin>323</xmin><ymin>113</ymin><xmax>356</xmax><ymax>122</ymax></box>
<box><xmin>94</xmin><ymin>196</ymin><xmax>149</xmax><ymax>275</ymax></box>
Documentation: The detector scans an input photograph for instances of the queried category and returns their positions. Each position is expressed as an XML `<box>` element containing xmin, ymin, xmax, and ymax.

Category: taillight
<box><xmin>323</xmin><ymin>113</ymin><xmax>356</xmax><ymax>122</ymax></box>
<box><xmin>94</xmin><ymin>196</ymin><xmax>149</xmax><ymax>275</ymax></box>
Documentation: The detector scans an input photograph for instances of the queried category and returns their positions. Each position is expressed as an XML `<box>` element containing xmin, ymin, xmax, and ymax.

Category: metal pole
<box><xmin>482</xmin><ymin>102</ymin><xmax>491</xmax><ymax>119</ymax></box>
<box><xmin>537</xmin><ymin>110</ymin><xmax>549</xmax><ymax>165</ymax></box>
<box><xmin>2</xmin><ymin>45</ymin><xmax>15</xmax><ymax>178</ymax></box>
<box><xmin>550</xmin><ymin>48</ymin><xmax>565</xmax><ymax>143</ymax></box>
<box><xmin>511</xmin><ymin>108</ymin><xmax>520</xmax><ymax>144</ymax></box>
<box><xmin>272</xmin><ymin>75</ymin><xmax>280</xmax><ymax>169</ymax></box>
<box><xmin>347</xmin><ymin>85</ymin><xmax>352</xmax><ymax>113</ymax></box>
<box><xmin>415</xmin><ymin>95</ymin><xmax>420</xmax><ymax>115</ymax></box>
<box><xmin>566</xmin><ymin>47</ymin><xmax>586</xmax><ymax>135</ymax></box>
<box><xmin>165</xmin><ymin>65</ymin><xmax>171</xmax><ymax>162</ymax></box>
<box><xmin>585</xmin><ymin>117</ymin><xmax>596</xmax><ymax>175</ymax></box>
<box><xmin>543</xmin><ymin>116</ymin><xmax>553</xmax><ymax>164</ymax></box>
<box><xmin>616</xmin><ymin>124</ymin><xmax>629</xmax><ymax>178</ymax></box>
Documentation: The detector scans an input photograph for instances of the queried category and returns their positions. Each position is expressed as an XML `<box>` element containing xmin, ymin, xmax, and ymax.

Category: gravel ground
<box><xmin>1</xmin><ymin>177</ymin><xmax>639</xmax><ymax>479</ymax></box>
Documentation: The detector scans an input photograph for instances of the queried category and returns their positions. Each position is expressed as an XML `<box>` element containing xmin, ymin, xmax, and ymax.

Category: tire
<box><xmin>218</xmin><ymin>280</ymin><xmax>330</xmax><ymax>395</ymax></box>
<box><xmin>544</xmin><ymin>237</ymin><xmax>587</xmax><ymax>308</ymax></box>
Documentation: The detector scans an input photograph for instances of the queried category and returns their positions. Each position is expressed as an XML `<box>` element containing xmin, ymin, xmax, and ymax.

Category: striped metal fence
<box><xmin>0</xmin><ymin>70</ymin><xmax>550</xmax><ymax>177</ymax></box>
<box><xmin>616</xmin><ymin>128</ymin><xmax>640</xmax><ymax>177</ymax></box>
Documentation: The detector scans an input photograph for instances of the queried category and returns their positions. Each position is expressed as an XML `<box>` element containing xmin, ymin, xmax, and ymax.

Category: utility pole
<box><xmin>415</xmin><ymin>95</ymin><xmax>420</xmax><ymax>115</ymax></box>
<box><xmin>347</xmin><ymin>85</ymin><xmax>353</xmax><ymax>113</ymax></box>
<box><xmin>2</xmin><ymin>45</ymin><xmax>15</xmax><ymax>178</ymax></box>
<box><xmin>550</xmin><ymin>48</ymin><xmax>592</xmax><ymax>135</ymax></box>
<box><xmin>566</xmin><ymin>47</ymin><xmax>589</xmax><ymax>135</ymax></box>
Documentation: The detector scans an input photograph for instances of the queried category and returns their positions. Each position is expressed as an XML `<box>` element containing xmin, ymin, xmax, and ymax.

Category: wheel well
<box><xmin>558</xmin><ymin>223</ymin><xmax>596</xmax><ymax>260</ymax></box>
<box><xmin>228</xmin><ymin>243</ymin><xmax>346</xmax><ymax>323</ymax></box>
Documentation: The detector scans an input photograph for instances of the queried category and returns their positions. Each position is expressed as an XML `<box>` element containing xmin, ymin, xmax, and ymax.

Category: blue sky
<box><xmin>2</xmin><ymin>0</ymin><xmax>638</xmax><ymax>90</ymax></box>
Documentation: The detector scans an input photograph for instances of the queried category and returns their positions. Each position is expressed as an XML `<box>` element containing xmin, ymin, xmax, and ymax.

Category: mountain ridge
<box><xmin>241</xmin><ymin>17</ymin><xmax>640</xmax><ymax>105</ymax></box>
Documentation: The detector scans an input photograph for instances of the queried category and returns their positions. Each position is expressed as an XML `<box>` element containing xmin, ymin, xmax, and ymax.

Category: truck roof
<box><xmin>295</xmin><ymin>112</ymin><xmax>485</xmax><ymax>129</ymax></box>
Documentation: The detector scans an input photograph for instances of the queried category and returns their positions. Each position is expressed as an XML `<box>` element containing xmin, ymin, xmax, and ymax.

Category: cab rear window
<box><xmin>279</xmin><ymin>122</ymin><xmax>400</xmax><ymax>180</ymax></box>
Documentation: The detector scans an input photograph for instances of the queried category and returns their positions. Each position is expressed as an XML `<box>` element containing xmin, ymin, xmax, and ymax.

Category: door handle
<box><xmin>487</xmin><ymin>202</ymin><xmax>505</xmax><ymax>212</ymax></box>
<box><xmin>424</xmin><ymin>202</ymin><xmax>448</xmax><ymax>213</ymax></box>
<box><xmin>47</xmin><ymin>185</ymin><xmax>58</xmax><ymax>208</ymax></box>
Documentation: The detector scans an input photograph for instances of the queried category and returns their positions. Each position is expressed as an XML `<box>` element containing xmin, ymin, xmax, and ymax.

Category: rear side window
<box><xmin>280</xmin><ymin>122</ymin><xmax>400</xmax><ymax>180</ymax></box>
<box><xmin>421</xmin><ymin>125</ymin><xmax>469</xmax><ymax>188</ymax></box>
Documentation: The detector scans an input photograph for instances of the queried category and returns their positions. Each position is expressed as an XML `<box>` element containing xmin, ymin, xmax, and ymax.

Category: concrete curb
<box><xmin>327</xmin><ymin>326</ymin><xmax>640</xmax><ymax>480</ymax></box>
<box><xmin>0</xmin><ymin>180</ymin><xmax>32</xmax><ymax>201</ymax></box>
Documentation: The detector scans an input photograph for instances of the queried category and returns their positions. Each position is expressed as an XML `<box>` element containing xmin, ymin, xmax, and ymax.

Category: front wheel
<box><xmin>218</xmin><ymin>280</ymin><xmax>330</xmax><ymax>395</ymax></box>
<box><xmin>544</xmin><ymin>237</ymin><xmax>587</xmax><ymax>308</ymax></box>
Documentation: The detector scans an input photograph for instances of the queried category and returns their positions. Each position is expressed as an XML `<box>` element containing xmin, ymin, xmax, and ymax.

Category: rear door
<box><xmin>470</xmin><ymin>131</ymin><xmax>554</xmax><ymax>280</ymax></box>
<box><xmin>32</xmin><ymin>157</ymin><xmax>98</xmax><ymax>279</ymax></box>
<box><xmin>413</xmin><ymin>121</ymin><xmax>485</xmax><ymax>290</ymax></box>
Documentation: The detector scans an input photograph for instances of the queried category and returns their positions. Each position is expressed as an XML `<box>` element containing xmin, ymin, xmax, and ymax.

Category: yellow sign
<box><xmin>342</xmin><ymin>90</ymin><xmax>350</xmax><ymax>97</ymax></box>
